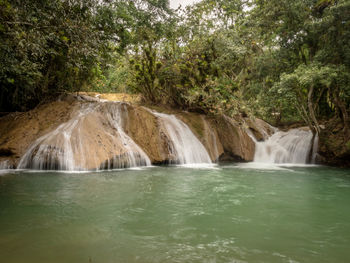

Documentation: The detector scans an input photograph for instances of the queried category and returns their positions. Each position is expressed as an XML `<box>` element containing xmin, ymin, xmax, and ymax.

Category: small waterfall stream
<box><xmin>252</xmin><ymin>128</ymin><xmax>317</xmax><ymax>164</ymax></box>
<box><xmin>103</xmin><ymin>103</ymin><xmax>151</xmax><ymax>169</ymax></box>
<box><xmin>0</xmin><ymin>160</ymin><xmax>11</xmax><ymax>170</ymax></box>
<box><xmin>17</xmin><ymin>102</ymin><xmax>151</xmax><ymax>171</ymax></box>
<box><xmin>153</xmin><ymin>112</ymin><xmax>212</xmax><ymax>164</ymax></box>
<box><xmin>201</xmin><ymin>115</ymin><xmax>219</xmax><ymax>161</ymax></box>
<box><xmin>17</xmin><ymin>103</ymin><xmax>95</xmax><ymax>170</ymax></box>
<box><xmin>311</xmin><ymin>134</ymin><xmax>319</xmax><ymax>164</ymax></box>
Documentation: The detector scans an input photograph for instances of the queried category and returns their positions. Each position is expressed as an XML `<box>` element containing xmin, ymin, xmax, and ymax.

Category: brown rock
<box><xmin>214</xmin><ymin>116</ymin><xmax>256</xmax><ymax>161</ymax></box>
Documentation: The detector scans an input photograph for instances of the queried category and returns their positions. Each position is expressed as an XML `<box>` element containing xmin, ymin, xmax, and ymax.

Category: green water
<box><xmin>0</xmin><ymin>164</ymin><xmax>350</xmax><ymax>263</ymax></box>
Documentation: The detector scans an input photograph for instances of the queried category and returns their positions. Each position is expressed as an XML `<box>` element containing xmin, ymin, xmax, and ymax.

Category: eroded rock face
<box><xmin>122</xmin><ymin>105</ymin><xmax>170</xmax><ymax>164</ymax></box>
<box><xmin>213</xmin><ymin>116</ymin><xmax>256</xmax><ymax>162</ymax></box>
<box><xmin>0</xmin><ymin>95</ymin><xmax>264</xmax><ymax>170</ymax></box>
<box><xmin>244</xmin><ymin>118</ymin><xmax>275</xmax><ymax>142</ymax></box>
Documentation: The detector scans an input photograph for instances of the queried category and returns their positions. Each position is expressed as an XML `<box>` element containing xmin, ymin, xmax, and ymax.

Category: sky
<box><xmin>169</xmin><ymin>0</ymin><xmax>200</xmax><ymax>9</ymax></box>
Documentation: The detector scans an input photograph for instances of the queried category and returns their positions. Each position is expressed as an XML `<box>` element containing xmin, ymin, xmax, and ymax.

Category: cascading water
<box><xmin>311</xmin><ymin>134</ymin><xmax>319</xmax><ymax>163</ymax></box>
<box><xmin>252</xmin><ymin>128</ymin><xmax>317</xmax><ymax>164</ymax></box>
<box><xmin>201</xmin><ymin>115</ymin><xmax>219</xmax><ymax>161</ymax></box>
<box><xmin>17</xmin><ymin>103</ymin><xmax>95</xmax><ymax>170</ymax></box>
<box><xmin>17</xmin><ymin>102</ymin><xmax>151</xmax><ymax>171</ymax></box>
<box><xmin>102</xmin><ymin>103</ymin><xmax>151</xmax><ymax>169</ymax></box>
<box><xmin>153</xmin><ymin>112</ymin><xmax>212</xmax><ymax>164</ymax></box>
<box><xmin>0</xmin><ymin>160</ymin><xmax>11</xmax><ymax>170</ymax></box>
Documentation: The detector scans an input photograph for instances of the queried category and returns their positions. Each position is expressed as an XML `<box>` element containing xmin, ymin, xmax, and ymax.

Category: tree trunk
<box><xmin>333</xmin><ymin>88</ymin><xmax>349</xmax><ymax>135</ymax></box>
<box><xmin>298</xmin><ymin>103</ymin><xmax>314</xmax><ymax>133</ymax></box>
<box><xmin>308</xmin><ymin>85</ymin><xmax>321</xmax><ymax>134</ymax></box>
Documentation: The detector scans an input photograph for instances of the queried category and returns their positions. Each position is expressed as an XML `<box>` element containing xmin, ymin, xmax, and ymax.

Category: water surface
<box><xmin>0</xmin><ymin>165</ymin><xmax>350</xmax><ymax>263</ymax></box>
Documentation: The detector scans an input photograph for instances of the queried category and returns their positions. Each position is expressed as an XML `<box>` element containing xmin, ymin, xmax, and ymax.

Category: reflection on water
<box><xmin>0</xmin><ymin>165</ymin><xmax>350</xmax><ymax>263</ymax></box>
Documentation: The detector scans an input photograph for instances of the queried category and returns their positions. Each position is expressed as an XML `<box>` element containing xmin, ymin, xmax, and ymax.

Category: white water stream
<box><xmin>0</xmin><ymin>160</ymin><xmax>11</xmax><ymax>170</ymax></box>
<box><xmin>201</xmin><ymin>115</ymin><xmax>219</xmax><ymax>161</ymax></box>
<box><xmin>17</xmin><ymin>103</ymin><xmax>151</xmax><ymax>170</ymax></box>
<box><xmin>103</xmin><ymin>103</ymin><xmax>151</xmax><ymax>169</ymax></box>
<box><xmin>153</xmin><ymin>112</ymin><xmax>212</xmax><ymax>164</ymax></box>
<box><xmin>252</xmin><ymin>128</ymin><xmax>318</xmax><ymax>164</ymax></box>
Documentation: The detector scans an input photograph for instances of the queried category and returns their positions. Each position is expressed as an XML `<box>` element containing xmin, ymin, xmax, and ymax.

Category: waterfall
<box><xmin>201</xmin><ymin>116</ymin><xmax>219</xmax><ymax>161</ymax></box>
<box><xmin>152</xmin><ymin>112</ymin><xmax>212</xmax><ymax>164</ymax></box>
<box><xmin>17</xmin><ymin>102</ymin><xmax>151</xmax><ymax>171</ymax></box>
<box><xmin>0</xmin><ymin>160</ymin><xmax>11</xmax><ymax>170</ymax></box>
<box><xmin>311</xmin><ymin>133</ymin><xmax>319</xmax><ymax>163</ymax></box>
<box><xmin>101</xmin><ymin>103</ymin><xmax>151</xmax><ymax>169</ymax></box>
<box><xmin>253</xmin><ymin>128</ymin><xmax>317</xmax><ymax>164</ymax></box>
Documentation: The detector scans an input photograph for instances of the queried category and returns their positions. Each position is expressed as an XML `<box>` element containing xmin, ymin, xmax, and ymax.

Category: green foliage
<box><xmin>1</xmin><ymin>0</ymin><xmax>349</xmax><ymax>130</ymax></box>
<box><xmin>120</xmin><ymin>0</ymin><xmax>349</xmax><ymax>126</ymax></box>
<box><xmin>241</xmin><ymin>0</ymin><xmax>350</xmax><ymax>128</ymax></box>
<box><xmin>0</xmin><ymin>0</ymin><xmax>172</xmax><ymax>111</ymax></box>
<box><xmin>0</xmin><ymin>0</ymin><xmax>113</xmax><ymax>111</ymax></box>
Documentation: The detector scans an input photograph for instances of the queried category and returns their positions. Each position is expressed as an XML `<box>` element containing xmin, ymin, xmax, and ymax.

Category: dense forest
<box><xmin>1</xmin><ymin>0</ymin><xmax>349</xmax><ymax>134</ymax></box>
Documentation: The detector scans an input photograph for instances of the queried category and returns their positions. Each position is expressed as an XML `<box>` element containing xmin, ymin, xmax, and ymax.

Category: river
<box><xmin>0</xmin><ymin>164</ymin><xmax>349</xmax><ymax>263</ymax></box>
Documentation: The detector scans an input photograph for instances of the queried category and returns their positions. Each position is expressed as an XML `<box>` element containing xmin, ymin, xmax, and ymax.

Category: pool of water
<box><xmin>0</xmin><ymin>164</ymin><xmax>350</xmax><ymax>263</ymax></box>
